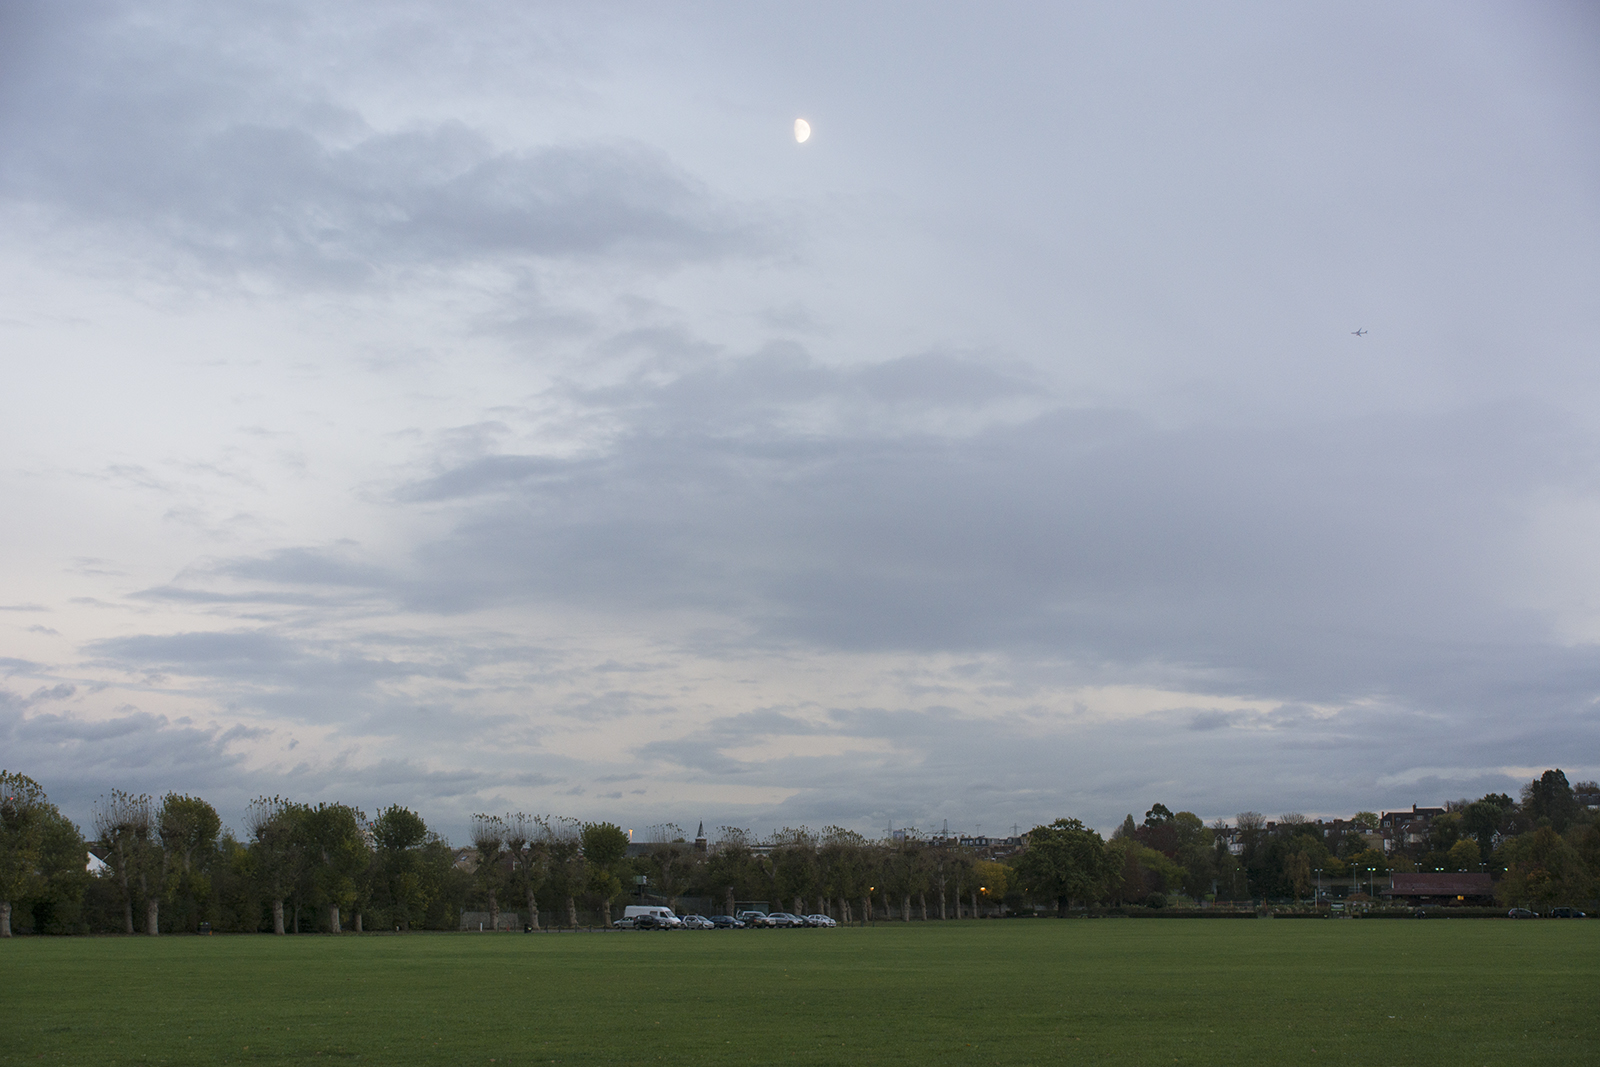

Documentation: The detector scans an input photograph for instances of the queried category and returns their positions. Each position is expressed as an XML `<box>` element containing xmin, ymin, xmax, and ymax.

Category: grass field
<box><xmin>3</xmin><ymin>920</ymin><xmax>1596</xmax><ymax>1066</ymax></box>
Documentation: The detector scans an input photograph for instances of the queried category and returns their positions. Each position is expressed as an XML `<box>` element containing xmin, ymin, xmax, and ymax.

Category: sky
<box><xmin>2</xmin><ymin>1</ymin><xmax>1598</xmax><ymax>843</ymax></box>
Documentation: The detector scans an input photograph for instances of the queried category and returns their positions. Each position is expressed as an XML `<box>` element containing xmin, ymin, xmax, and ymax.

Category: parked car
<box><xmin>761</xmin><ymin>912</ymin><xmax>807</xmax><ymax>928</ymax></box>
<box><xmin>1549</xmin><ymin>907</ymin><xmax>1587</xmax><ymax>918</ymax></box>
<box><xmin>1507</xmin><ymin>908</ymin><xmax>1537</xmax><ymax>919</ymax></box>
<box><xmin>708</xmin><ymin>915</ymin><xmax>746</xmax><ymax>928</ymax></box>
<box><xmin>802</xmin><ymin>914</ymin><xmax>837</xmax><ymax>927</ymax></box>
<box><xmin>679</xmin><ymin>914</ymin><xmax>715</xmax><ymax>929</ymax></box>
<box><xmin>736</xmin><ymin>910</ymin><xmax>768</xmax><ymax>925</ymax></box>
<box><xmin>614</xmin><ymin>917</ymin><xmax>636</xmax><ymax>929</ymax></box>
<box><xmin>632</xmin><ymin>913</ymin><xmax>683</xmax><ymax>930</ymax></box>
<box><xmin>625</xmin><ymin>905</ymin><xmax>682</xmax><ymax>927</ymax></box>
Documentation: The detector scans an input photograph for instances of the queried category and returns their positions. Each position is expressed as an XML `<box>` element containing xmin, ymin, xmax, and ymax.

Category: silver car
<box><xmin>802</xmin><ymin>914</ymin><xmax>837</xmax><ymax>927</ymax></box>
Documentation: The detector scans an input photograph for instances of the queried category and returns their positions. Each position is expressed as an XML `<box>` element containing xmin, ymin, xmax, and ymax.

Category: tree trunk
<box><xmin>793</xmin><ymin>896</ymin><xmax>803</xmax><ymax>916</ymax></box>
<box><xmin>725</xmin><ymin>887</ymin><xmax>736</xmax><ymax>919</ymax></box>
<box><xmin>839</xmin><ymin>897</ymin><xmax>849</xmax><ymax>923</ymax></box>
<box><xmin>526</xmin><ymin>888</ymin><xmax>541</xmax><ymax>931</ymax></box>
<box><xmin>0</xmin><ymin>900</ymin><xmax>10</xmax><ymax>938</ymax></box>
<box><xmin>272</xmin><ymin>899</ymin><xmax>285</xmax><ymax>935</ymax></box>
<box><xmin>293</xmin><ymin>905</ymin><xmax>300</xmax><ymax>934</ymax></box>
<box><xmin>861</xmin><ymin>895</ymin><xmax>871</xmax><ymax>925</ymax></box>
<box><xmin>939</xmin><ymin>886</ymin><xmax>947</xmax><ymax>921</ymax></box>
<box><xmin>901</xmin><ymin>895</ymin><xmax>911</xmax><ymax>922</ymax></box>
<box><xmin>327</xmin><ymin>903</ymin><xmax>341</xmax><ymax>934</ymax></box>
<box><xmin>488</xmin><ymin>889</ymin><xmax>499</xmax><ymax>932</ymax></box>
<box><xmin>565</xmin><ymin>896</ymin><xmax>577</xmax><ymax>929</ymax></box>
<box><xmin>971</xmin><ymin>888</ymin><xmax>979</xmax><ymax>918</ymax></box>
<box><xmin>123</xmin><ymin>900</ymin><xmax>134</xmax><ymax>935</ymax></box>
<box><xmin>919</xmin><ymin>892</ymin><xmax>928</xmax><ymax>921</ymax></box>
<box><xmin>146</xmin><ymin>898</ymin><xmax>159</xmax><ymax>936</ymax></box>
<box><xmin>354</xmin><ymin>911</ymin><xmax>363</xmax><ymax>933</ymax></box>
<box><xmin>603</xmin><ymin>900</ymin><xmax>612</xmax><ymax>927</ymax></box>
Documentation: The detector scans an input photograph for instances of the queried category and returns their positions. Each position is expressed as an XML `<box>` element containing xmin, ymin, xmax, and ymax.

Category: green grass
<box><xmin>3</xmin><ymin>920</ymin><xmax>1596</xmax><ymax>1066</ymax></box>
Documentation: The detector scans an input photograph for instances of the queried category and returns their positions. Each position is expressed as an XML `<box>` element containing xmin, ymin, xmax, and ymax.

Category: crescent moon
<box><xmin>794</xmin><ymin>118</ymin><xmax>811</xmax><ymax>143</ymax></box>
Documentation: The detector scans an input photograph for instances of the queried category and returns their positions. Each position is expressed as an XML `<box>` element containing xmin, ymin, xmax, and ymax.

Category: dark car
<box><xmin>762</xmin><ymin>912</ymin><xmax>807</xmax><ymax>928</ymax></box>
<box><xmin>1549</xmin><ymin>907</ymin><xmax>1587</xmax><ymax>918</ymax></box>
<box><xmin>1507</xmin><ymin>908</ymin><xmax>1537</xmax><ymax>919</ymax></box>
<box><xmin>633</xmin><ymin>914</ymin><xmax>676</xmax><ymax>930</ymax></box>
<box><xmin>708</xmin><ymin>915</ymin><xmax>746</xmax><ymax>928</ymax></box>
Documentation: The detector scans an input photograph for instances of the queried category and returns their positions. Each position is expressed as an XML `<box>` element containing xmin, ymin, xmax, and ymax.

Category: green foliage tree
<box><xmin>1171</xmin><ymin>812</ymin><xmax>1217</xmax><ymax>899</ymax></box>
<box><xmin>370</xmin><ymin>805</ymin><xmax>434</xmax><ymax>931</ymax></box>
<box><xmin>541</xmin><ymin>818</ymin><xmax>585</xmax><ymax>927</ymax></box>
<box><xmin>580</xmin><ymin>822</ymin><xmax>628</xmax><ymax>925</ymax></box>
<box><xmin>0</xmin><ymin>771</ymin><xmax>50</xmax><ymax>937</ymax></box>
<box><xmin>815</xmin><ymin>827</ymin><xmax>871</xmax><ymax>923</ymax></box>
<box><xmin>1014</xmin><ymin>818</ymin><xmax>1108</xmax><ymax>916</ymax></box>
<box><xmin>502</xmin><ymin>812</ymin><xmax>545</xmax><ymax>931</ymax></box>
<box><xmin>1460</xmin><ymin>796</ymin><xmax>1514</xmax><ymax>865</ymax></box>
<box><xmin>299</xmin><ymin>803</ymin><xmax>370</xmax><ymax>933</ymax></box>
<box><xmin>245</xmin><ymin>796</ymin><xmax>306</xmax><ymax>934</ymax></box>
<box><xmin>972</xmin><ymin>860</ymin><xmax>1010</xmax><ymax>916</ymax></box>
<box><xmin>1523</xmin><ymin>770</ymin><xmax>1580</xmax><ymax>832</ymax></box>
<box><xmin>471</xmin><ymin>814</ymin><xmax>508</xmax><ymax>930</ymax></box>
<box><xmin>158</xmin><ymin>793</ymin><xmax>221</xmax><ymax>932</ymax></box>
<box><xmin>769</xmin><ymin>827</ymin><xmax>822</xmax><ymax>918</ymax></box>
<box><xmin>1496</xmin><ymin>825</ymin><xmax>1592</xmax><ymax>909</ymax></box>
<box><xmin>94</xmin><ymin>791</ymin><xmax>161</xmax><ymax>934</ymax></box>
<box><xmin>1446</xmin><ymin>838</ymin><xmax>1481</xmax><ymax>871</ymax></box>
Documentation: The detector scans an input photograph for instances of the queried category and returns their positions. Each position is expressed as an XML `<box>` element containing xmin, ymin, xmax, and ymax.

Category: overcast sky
<box><xmin>3</xmin><ymin>1</ymin><xmax>1598</xmax><ymax>843</ymax></box>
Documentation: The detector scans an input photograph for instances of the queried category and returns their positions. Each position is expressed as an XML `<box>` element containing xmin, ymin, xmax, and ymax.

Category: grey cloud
<box><xmin>0</xmin><ymin>7</ymin><xmax>763</xmax><ymax>282</ymax></box>
<box><xmin>1187</xmin><ymin>711</ymin><xmax>1239</xmax><ymax>732</ymax></box>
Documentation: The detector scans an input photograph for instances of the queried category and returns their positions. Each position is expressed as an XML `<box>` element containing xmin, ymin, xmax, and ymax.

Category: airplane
<box><xmin>1351</xmin><ymin>328</ymin><xmax>1367</xmax><ymax>337</ymax></box>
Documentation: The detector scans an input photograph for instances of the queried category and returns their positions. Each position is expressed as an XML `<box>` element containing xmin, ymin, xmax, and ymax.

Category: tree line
<box><xmin>1</xmin><ymin>767</ymin><xmax>1595</xmax><ymax>936</ymax></box>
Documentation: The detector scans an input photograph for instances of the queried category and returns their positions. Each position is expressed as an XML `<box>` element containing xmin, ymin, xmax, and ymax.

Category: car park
<box><xmin>1507</xmin><ymin>908</ymin><xmax>1537</xmax><ymax>919</ymax></box>
<box><xmin>708</xmin><ymin>915</ymin><xmax>746</xmax><ymax>928</ymax></box>
<box><xmin>802</xmin><ymin>914</ymin><xmax>836</xmax><ymax>927</ymax></box>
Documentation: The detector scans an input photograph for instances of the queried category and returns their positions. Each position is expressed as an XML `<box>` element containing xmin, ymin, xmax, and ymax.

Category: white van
<box><xmin>622</xmin><ymin>905</ymin><xmax>681</xmax><ymax>927</ymax></box>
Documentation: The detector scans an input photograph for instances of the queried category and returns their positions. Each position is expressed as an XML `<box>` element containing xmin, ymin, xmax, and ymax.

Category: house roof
<box><xmin>1383</xmin><ymin>873</ymin><xmax>1492</xmax><ymax>897</ymax></box>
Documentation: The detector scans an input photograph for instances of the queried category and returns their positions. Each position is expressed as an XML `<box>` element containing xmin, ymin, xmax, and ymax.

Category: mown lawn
<box><xmin>2</xmin><ymin>919</ymin><xmax>1595</xmax><ymax>1065</ymax></box>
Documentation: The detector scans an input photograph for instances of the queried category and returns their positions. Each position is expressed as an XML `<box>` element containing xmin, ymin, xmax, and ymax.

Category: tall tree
<box><xmin>543</xmin><ymin>818</ymin><xmax>585</xmax><ymax>927</ymax></box>
<box><xmin>299</xmin><ymin>803</ymin><xmax>369</xmax><ymax>934</ymax></box>
<box><xmin>471</xmin><ymin>814</ymin><xmax>507</xmax><ymax>930</ymax></box>
<box><xmin>370</xmin><ymin>805</ymin><xmax>433</xmax><ymax>931</ymax></box>
<box><xmin>1013</xmin><ymin>818</ymin><xmax>1107</xmax><ymax>916</ymax></box>
<box><xmin>158</xmin><ymin>793</ymin><xmax>221</xmax><ymax>933</ymax></box>
<box><xmin>580</xmin><ymin>822</ymin><xmax>628</xmax><ymax>926</ymax></box>
<box><xmin>94</xmin><ymin>791</ymin><xmax>160</xmax><ymax>934</ymax></box>
<box><xmin>0</xmin><ymin>771</ymin><xmax>49</xmax><ymax>937</ymax></box>
<box><xmin>245</xmin><ymin>797</ymin><xmax>305</xmax><ymax>934</ymax></box>
<box><xmin>972</xmin><ymin>860</ymin><xmax>1009</xmax><ymax>916</ymax></box>
<box><xmin>1523</xmin><ymin>770</ymin><xmax>1580</xmax><ymax>832</ymax></box>
<box><xmin>503</xmin><ymin>813</ymin><xmax>545</xmax><ymax>931</ymax></box>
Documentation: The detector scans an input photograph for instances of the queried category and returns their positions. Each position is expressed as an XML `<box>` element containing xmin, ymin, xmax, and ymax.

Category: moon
<box><xmin>794</xmin><ymin>118</ymin><xmax>811</xmax><ymax>143</ymax></box>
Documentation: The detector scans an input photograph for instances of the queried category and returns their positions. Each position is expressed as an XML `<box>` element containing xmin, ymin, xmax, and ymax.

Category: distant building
<box><xmin>1382</xmin><ymin>873</ymin><xmax>1494</xmax><ymax>906</ymax></box>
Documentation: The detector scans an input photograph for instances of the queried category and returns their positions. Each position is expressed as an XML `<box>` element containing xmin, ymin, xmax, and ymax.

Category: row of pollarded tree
<box><xmin>5</xmin><ymin>767</ymin><xmax>1595</xmax><ymax>935</ymax></box>
<box><xmin>463</xmin><ymin>819</ymin><xmax>1022</xmax><ymax>927</ymax></box>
